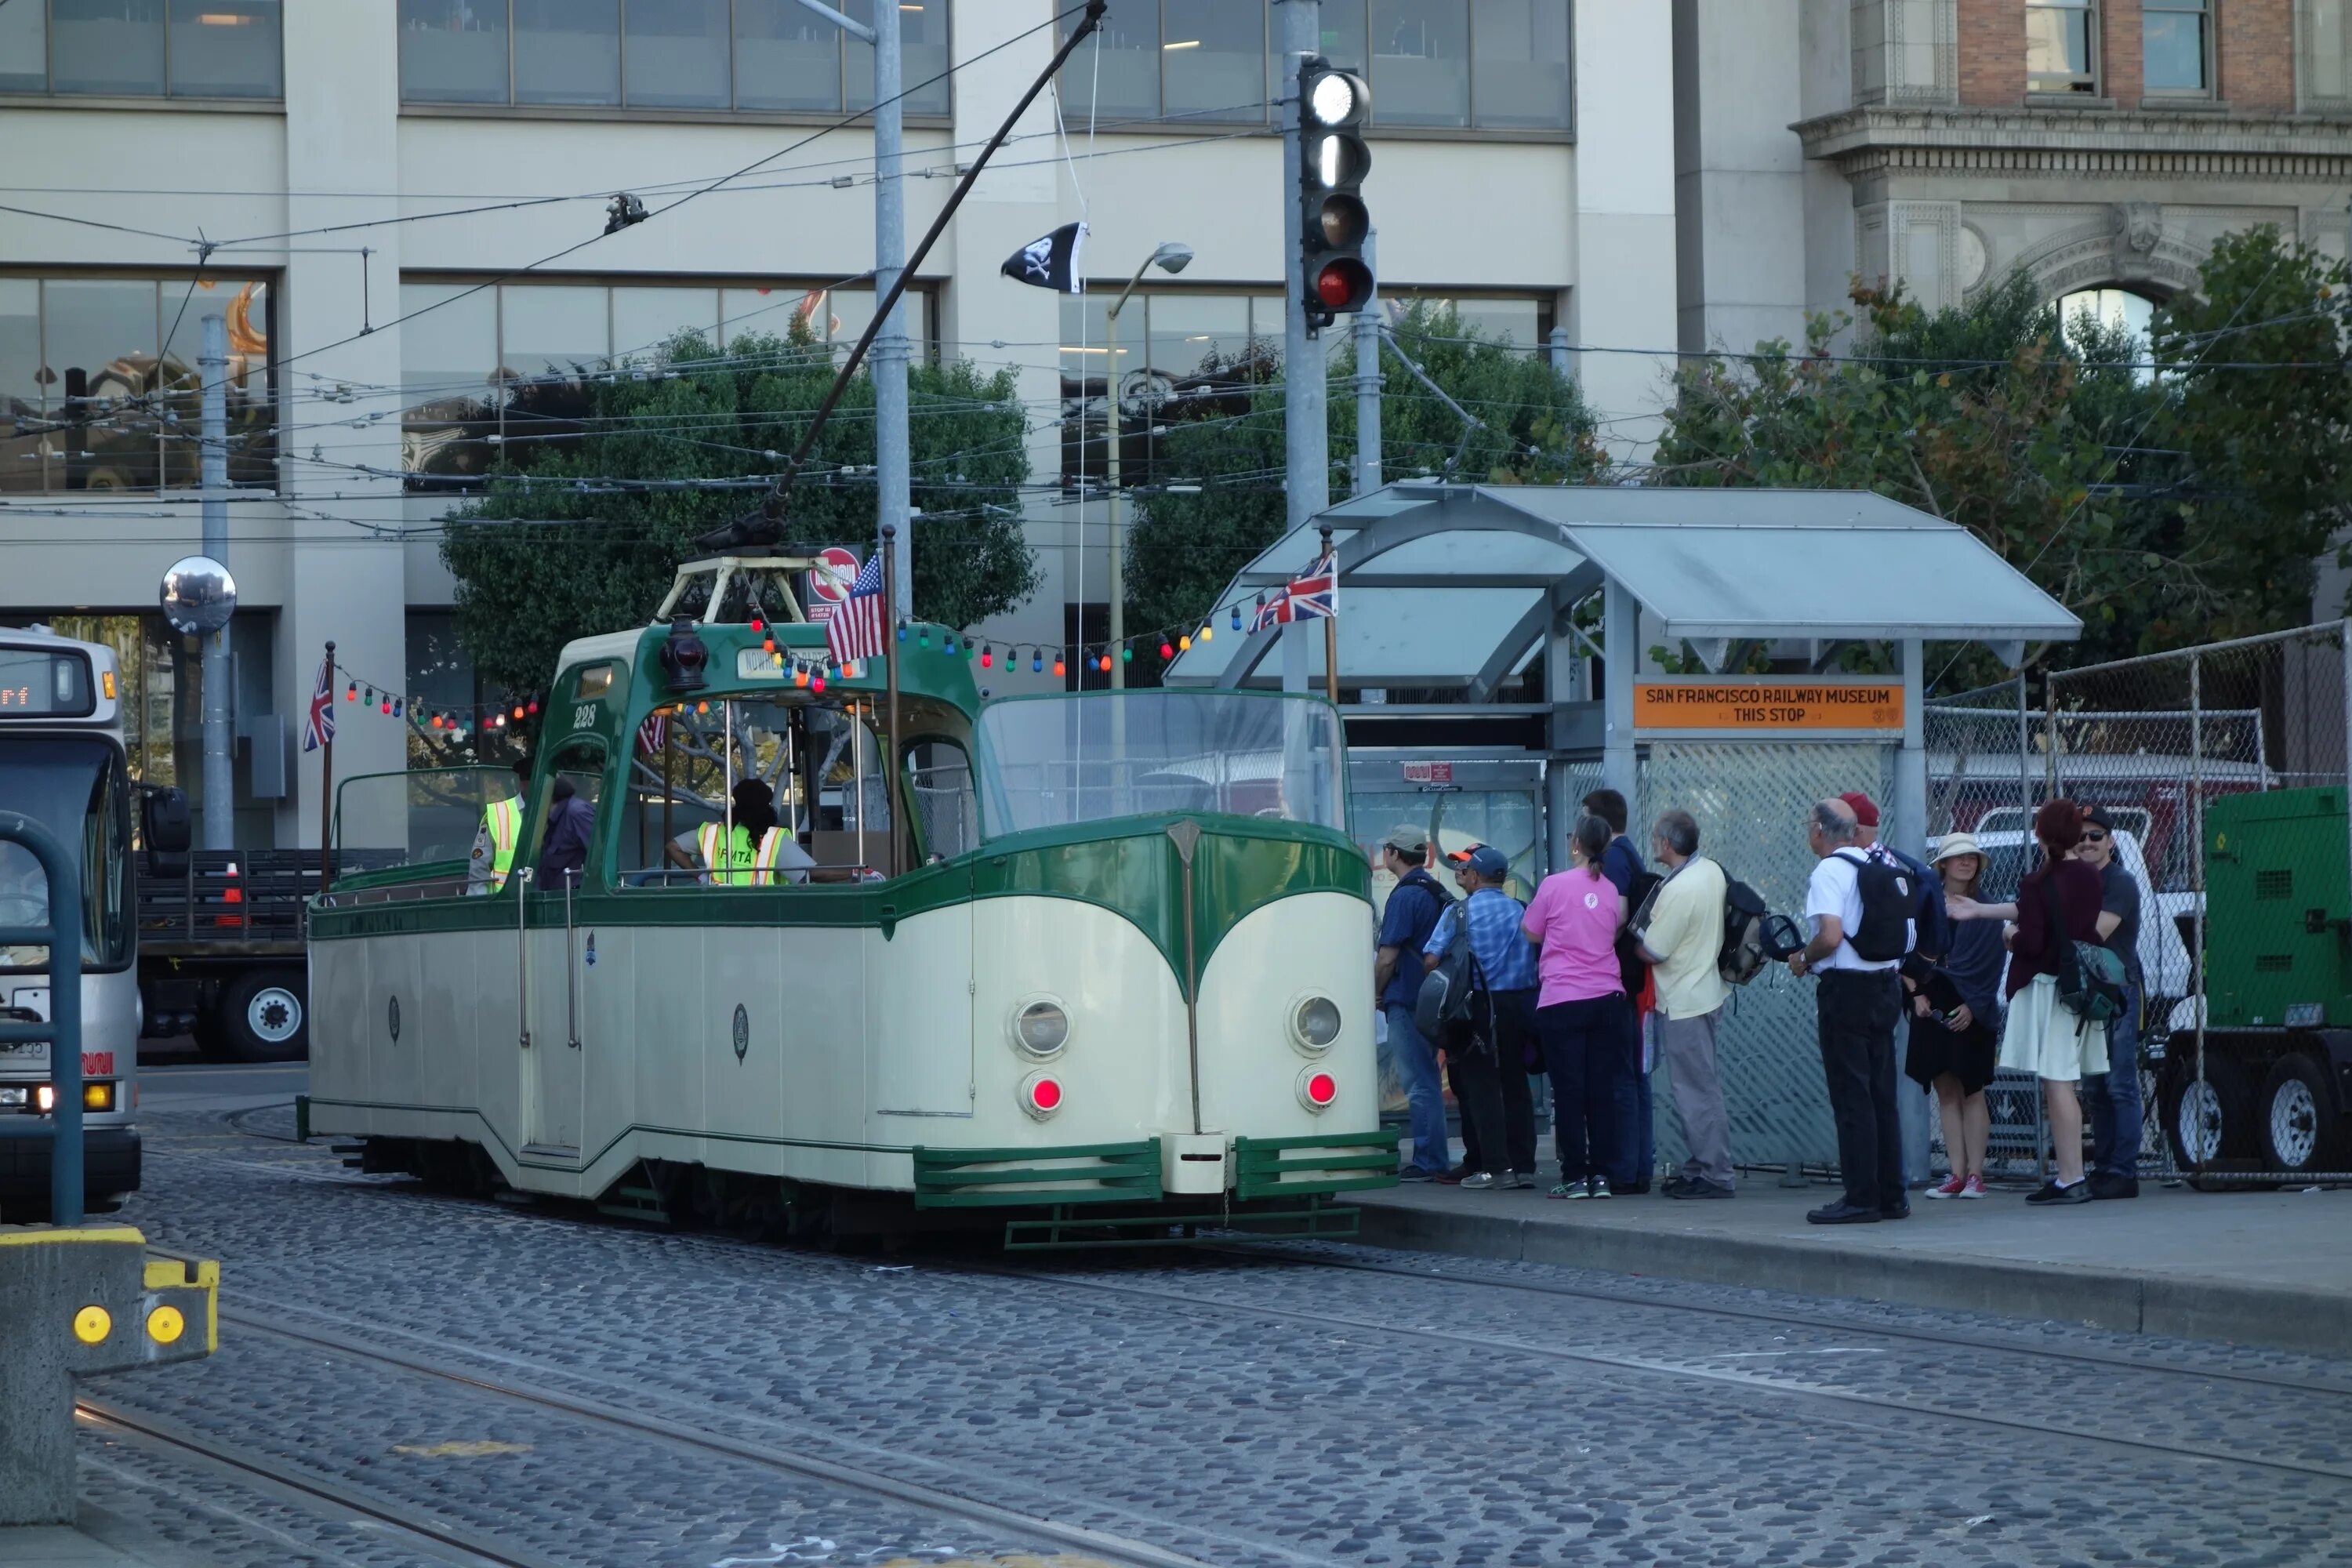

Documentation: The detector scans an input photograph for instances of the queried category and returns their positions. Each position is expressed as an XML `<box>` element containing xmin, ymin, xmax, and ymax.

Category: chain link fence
<box><xmin>2047</xmin><ymin>622</ymin><xmax>2352</xmax><ymax>1188</ymax></box>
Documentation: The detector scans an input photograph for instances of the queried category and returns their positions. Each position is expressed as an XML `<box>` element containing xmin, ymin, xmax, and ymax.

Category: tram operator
<box><xmin>467</xmin><ymin>755</ymin><xmax>532</xmax><ymax>895</ymax></box>
<box><xmin>662</xmin><ymin>778</ymin><xmax>814</xmax><ymax>886</ymax></box>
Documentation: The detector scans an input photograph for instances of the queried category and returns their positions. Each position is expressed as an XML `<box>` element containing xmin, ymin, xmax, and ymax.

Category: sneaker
<box><xmin>1433</xmin><ymin>1163</ymin><xmax>1473</xmax><ymax>1186</ymax></box>
<box><xmin>2026</xmin><ymin>1178</ymin><xmax>2092</xmax><ymax>1205</ymax></box>
<box><xmin>2089</xmin><ymin>1172</ymin><xmax>2140</xmax><ymax>1200</ymax></box>
<box><xmin>1955</xmin><ymin>1174</ymin><xmax>1987</xmax><ymax>1200</ymax></box>
<box><xmin>1396</xmin><ymin>1167</ymin><xmax>1439</xmax><ymax>1183</ymax></box>
<box><xmin>1549</xmin><ymin>1179</ymin><xmax>1588</xmax><ymax>1200</ymax></box>
<box><xmin>1588</xmin><ymin>1176</ymin><xmax>1613</xmax><ymax>1200</ymax></box>
<box><xmin>1925</xmin><ymin>1173</ymin><xmax>1968</xmax><ymax>1200</ymax></box>
<box><xmin>1665</xmin><ymin>1177</ymin><xmax>1733</xmax><ymax>1200</ymax></box>
<box><xmin>1460</xmin><ymin>1171</ymin><xmax>1497</xmax><ymax>1190</ymax></box>
<box><xmin>1505</xmin><ymin>1171</ymin><xmax>1535</xmax><ymax>1190</ymax></box>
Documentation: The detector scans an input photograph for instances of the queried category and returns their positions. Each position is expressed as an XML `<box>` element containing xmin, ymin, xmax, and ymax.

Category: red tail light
<box><xmin>1018</xmin><ymin>1069</ymin><xmax>1064</xmax><ymax>1119</ymax></box>
<box><xmin>1297</xmin><ymin>1067</ymin><xmax>1338</xmax><ymax>1111</ymax></box>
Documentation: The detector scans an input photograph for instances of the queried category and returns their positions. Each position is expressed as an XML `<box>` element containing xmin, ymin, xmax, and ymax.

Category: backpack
<box><xmin>2043</xmin><ymin>875</ymin><xmax>2127</xmax><ymax>1029</ymax></box>
<box><xmin>1414</xmin><ymin>908</ymin><xmax>1492</xmax><ymax>1047</ymax></box>
<box><xmin>1718</xmin><ymin>877</ymin><xmax>1772</xmax><ymax>985</ymax></box>
<box><xmin>1833</xmin><ymin>849</ymin><xmax>1915</xmax><ymax>963</ymax></box>
<box><xmin>1616</xmin><ymin>861</ymin><xmax>1663</xmax><ymax>998</ymax></box>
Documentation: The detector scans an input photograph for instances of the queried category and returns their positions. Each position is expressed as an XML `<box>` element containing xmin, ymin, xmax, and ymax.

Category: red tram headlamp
<box><xmin>658</xmin><ymin>615</ymin><xmax>710</xmax><ymax>694</ymax></box>
<box><xmin>1288</xmin><ymin>994</ymin><xmax>1341</xmax><ymax>1054</ymax></box>
<box><xmin>1018</xmin><ymin>1069</ymin><xmax>1065</xmax><ymax>1120</ymax></box>
<box><xmin>1296</xmin><ymin>1066</ymin><xmax>1340</xmax><ymax>1112</ymax></box>
<box><xmin>1009</xmin><ymin>997</ymin><xmax>1070</xmax><ymax>1058</ymax></box>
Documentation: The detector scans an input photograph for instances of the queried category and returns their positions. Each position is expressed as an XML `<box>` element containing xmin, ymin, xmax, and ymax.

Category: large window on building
<box><xmin>397</xmin><ymin>0</ymin><xmax>949</xmax><ymax>115</ymax></box>
<box><xmin>2143</xmin><ymin>0</ymin><xmax>2212</xmax><ymax>93</ymax></box>
<box><xmin>1059</xmin><ymin>0</ymin><xmax>1569</xmax><ymax>131</ymax></box>
<box><xmin>0</xmin><ymin>0</ymin><xmax>282</xmax><ymax>98</ymax></box>
<box><xmin>2306</xmin><ymin>0</ymin><xmax>2352</xmax><ymax>107</ymax></box>
<box><xmin>0</xmin><ymin>274</ymin><xmax>277</xmax><ymax>495</ymax></box>
<box><xmin>397</xmin><ymin>276</ymin><xmax>935</xmax><ymax>489</ymax></box>
<box><xmin>2025</xmin><ymin>0</ymin><xmax>2097</xmax><ymax>94</ymax></box>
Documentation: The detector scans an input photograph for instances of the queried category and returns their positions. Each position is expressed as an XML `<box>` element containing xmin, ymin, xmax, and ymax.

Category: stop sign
<box><xmin>808</xmin><ymin>546</ymin><xmax>859</xmax><ymax>604</ymax></box>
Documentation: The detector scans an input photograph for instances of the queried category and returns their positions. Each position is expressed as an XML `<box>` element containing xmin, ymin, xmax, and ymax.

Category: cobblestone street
<box><xmin>49</xmin><ymin>1097</ymin><xmax>2352</xmax><ymax>1567</ymax></box>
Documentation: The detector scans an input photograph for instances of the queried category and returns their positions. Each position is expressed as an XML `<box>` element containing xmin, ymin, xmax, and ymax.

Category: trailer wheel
<box><xmin>2163</xmin><ymin>1051</ymin><xmax>2257</xmax><ymax>1179</ymax></box>
<box><xmin>219</xmin><ymin>967</ymin><xmax>308</xmax><ymax>1062</ymax></box>
<box><xmin>2259</xmin><ymin>1054</ymin><xmax>2345</xmax><ymax>1178</ymax></box>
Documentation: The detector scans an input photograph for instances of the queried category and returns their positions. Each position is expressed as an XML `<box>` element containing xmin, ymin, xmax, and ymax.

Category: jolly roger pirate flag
<box><xmin>1001</xmin><ymin>221</ymin><xmax>1087</xmax><ymax>294</ymax></box>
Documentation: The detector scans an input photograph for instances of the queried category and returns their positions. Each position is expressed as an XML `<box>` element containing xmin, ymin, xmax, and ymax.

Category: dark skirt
<box><xmin>1904</xmin><ymin>967</ymin><xmax>1999</xmax><ymax>1095</ymax></box>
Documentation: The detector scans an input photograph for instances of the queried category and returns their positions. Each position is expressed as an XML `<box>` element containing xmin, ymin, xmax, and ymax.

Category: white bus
<box><xmin>0</xmin><ymin>626</ymin><xmax>175</xmax><ymax>1213</ymax></box>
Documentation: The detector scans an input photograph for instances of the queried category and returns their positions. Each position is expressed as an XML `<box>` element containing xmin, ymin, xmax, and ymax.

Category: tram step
<box><xmin>1001</xmin><ymin>1199</ymin><xmax>1362</xmax><ymax>1251</ymax></box>
<box><xmin>594</xmin><ymin>1184</ymin><xmax>672</xmax><ymax>1225</ymax></box>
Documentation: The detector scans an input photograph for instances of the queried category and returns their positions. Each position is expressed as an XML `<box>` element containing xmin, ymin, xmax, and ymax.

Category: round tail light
<box><xmin>1296</xmin><ymin>1066</ymin><xmax>1339</xmax><ymax>1112</ymax></box>
<box><xmin>1018</xmin><ymin>1069</ymin><xmax>1065</xmax><ymax>1120</ymax></box>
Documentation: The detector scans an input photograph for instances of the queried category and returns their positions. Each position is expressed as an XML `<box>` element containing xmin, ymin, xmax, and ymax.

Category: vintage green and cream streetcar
<box><xmin>303</xmin><ymin>557</ymin><xmax>1392</xmax><ymax>1247</ymax></box>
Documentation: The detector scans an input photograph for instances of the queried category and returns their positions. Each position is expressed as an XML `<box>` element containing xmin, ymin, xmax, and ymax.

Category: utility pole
<box><xmin>198</xmin><ymin>314</ymin><xmax>234</xmax><ymax>851</ymax></box>
<box><xmin>872</xmin><ymin>0</ymin><xmax>910</xmax><ymax>623</ymax></box>
<box><xmin>1352</xmin><ymin>228</ymin><xmax>1381</xmax><ymax>497</ymax></box>
<box><xmin>1276</xmin><ymin>0</ymin><xmax>1323</xmax><ymax>695</ymax></box>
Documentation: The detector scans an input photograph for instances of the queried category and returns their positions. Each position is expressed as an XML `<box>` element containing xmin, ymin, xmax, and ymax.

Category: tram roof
<box><xmin>1165</xmin><ymin>483</ymin><xmax>2080</xmax><ymax>690</ymax></box>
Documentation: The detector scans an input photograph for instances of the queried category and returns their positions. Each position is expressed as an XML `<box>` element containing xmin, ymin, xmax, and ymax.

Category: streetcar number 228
<box><xmin>573</xmin><ymin>702</ymin><xmax>600</xmax><ymax>730</ymax></box>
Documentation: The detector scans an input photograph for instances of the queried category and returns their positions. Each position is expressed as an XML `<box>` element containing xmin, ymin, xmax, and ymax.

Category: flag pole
<box><xmin>1319</xmin><ymin>524</ymin><xmax>1339</xmax><ymax>706</ymax></box>
<box><xmin>318</xmin><ymin>639</ymin><xmax>336</xmax><ymax>896</ymax></box>
<box><xmin>883</xmin><ymin>522</ymin><xmax>902</xmax><ymax>880</ymax></box>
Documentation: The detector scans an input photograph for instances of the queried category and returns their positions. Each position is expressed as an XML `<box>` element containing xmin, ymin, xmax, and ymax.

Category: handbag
<box><xmin>2042</xmin><ymin>873</ymin><xmax>2127</xmax><ymax>1029</ymax></box>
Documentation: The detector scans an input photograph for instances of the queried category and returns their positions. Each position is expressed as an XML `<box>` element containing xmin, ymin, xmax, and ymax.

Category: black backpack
<box><xmin>1617</xmin><ymin>864</ymin><xmax>1663</xmax><ymax>996</ymax></box>
<box><xmin>1718</xmin><ymin>877</ymin><xmax>1772</xmax><ymax>985</ymax></box>
<box><xmin>1834</xmin><ymin>849</ymin><xmax>1915</xmax><ymax>963</ymax></box>
<box><xmin>1414</xmin><ymin>909</ymin><xmax>1492</xmax><ymax>1047</ymax></box>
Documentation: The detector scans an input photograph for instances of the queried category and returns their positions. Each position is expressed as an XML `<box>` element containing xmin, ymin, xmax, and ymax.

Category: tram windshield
<box><xmin>0</xmin><ymin>736</ymin><xmax>130</xmax><ymax>972</ymax></box>
<box><xmin>974</xmin><ymin>691</ymin><xmax>1347</xmax><ymax>838</ymax></box>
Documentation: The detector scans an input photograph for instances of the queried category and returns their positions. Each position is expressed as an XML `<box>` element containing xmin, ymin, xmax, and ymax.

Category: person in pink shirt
<box><xmin>1523</xmin><ymin>815</ymin><xmax>1632</xmax><ymax>1199</ymax></box>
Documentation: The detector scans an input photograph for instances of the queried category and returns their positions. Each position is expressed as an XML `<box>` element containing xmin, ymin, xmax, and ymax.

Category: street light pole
<box><xmin>1104</xmin><ymin>243</ymin><xmax>1192</xmax><ymax>689</ymax></box>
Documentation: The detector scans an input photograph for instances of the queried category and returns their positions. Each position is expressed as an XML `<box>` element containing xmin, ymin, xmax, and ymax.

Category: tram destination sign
<box><xmin>1635</xmin><ymin>678</ymin><xmax>1904</xmax><ymax>736</ymax></box>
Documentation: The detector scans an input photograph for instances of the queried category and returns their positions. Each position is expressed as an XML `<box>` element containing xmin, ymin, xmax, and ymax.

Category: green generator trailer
<box><xmin>2162</xmin><ymin>786</ymin><xmax>2352</xmax><ymax>1179</ymax></box>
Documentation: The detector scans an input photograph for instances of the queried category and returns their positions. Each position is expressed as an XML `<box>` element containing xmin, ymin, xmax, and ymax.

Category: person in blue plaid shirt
<box><xmin>1422</xmin><ymin>844</ymin><xmax>1541</xmax><ymax>1190</ymax></box>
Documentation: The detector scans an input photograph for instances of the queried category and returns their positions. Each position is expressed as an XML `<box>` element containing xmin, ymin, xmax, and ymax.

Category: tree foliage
<box><xmin>438</xmin><ymin>318</ymin><xmax>1033</xmax><ymax>692</ymax></box>
<box><xmin>1120</xmin><ymin>301</ymin><xmax>1606</xmax><ymax>683</ymax></box>
<box><xmin>1653</xmin><ymin>229</ymin><xmax>2351</xmax><ymax>682</ymax></box>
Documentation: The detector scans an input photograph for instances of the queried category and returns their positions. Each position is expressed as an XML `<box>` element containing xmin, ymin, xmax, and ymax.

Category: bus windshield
<box><xmin>974</xmin><ymin>691</ymin><xmax>1347</xmax><ymax>839</ymax></box>
<box><xmin>0</xmin><ymin>736</ymin><xmax>130</xmax><ymax>972</ymax></box>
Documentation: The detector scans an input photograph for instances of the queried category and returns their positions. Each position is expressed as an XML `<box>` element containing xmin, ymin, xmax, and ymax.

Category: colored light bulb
<box><xmin>981</xmin><ymin>646</ymin><xmax>994</xmax><ymax>669</ymax></box>
<box><xmin>1120</xmin><ymin>646</ymin><xmax>1133</xmax><ymax>663</ymax></box>
<box><xmin>1178</xmin><ymin>634</ymin><xmax>1192</xmax><ymax>652</ymax></box>
<box><xmin>1199</xmin><ymin>626</ymin><xmax>1212</xmax><ymax>642</ymax></box>
<box><xmin>1052</xmin><ymin>659</ymin><xmax>1065</xmax><ymax>678</ymax></box>
<box><xmin>1160</xmin><ymin>641</ymin><xmax>1174</xmax><ymax>659</ymax></box>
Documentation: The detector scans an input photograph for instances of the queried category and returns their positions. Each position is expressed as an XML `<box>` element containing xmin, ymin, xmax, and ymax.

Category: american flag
<box><xmin>826</xmin><ymin>551</ymin><xmax>888</xmax><ymax>666</ymax></box>
<box><xmin>302</xmin><ymin>652</ymin><xmax>336</xmax><ymax>753</ymax></box>
<box><xmin>1250</xmin><ymin>550</ymin><xmax>1339</xmax><ymax>633</ymax></box>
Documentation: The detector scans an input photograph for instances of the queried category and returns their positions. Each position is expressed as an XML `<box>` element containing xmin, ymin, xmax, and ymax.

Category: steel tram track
<box><xmin>76</xmin><ymin>1398</ymin><xmax>560</xmax><ymax>1568</ymax></box>
<box><xmin>119</xmin><ymin>1279</ymin><xmax>1287</xmax><ymax>1568</ymax></box>
<box><xmin>959</xmin><ymin>1261</ymin><xmax>2352</xmax><ymax>1486</ymax></box>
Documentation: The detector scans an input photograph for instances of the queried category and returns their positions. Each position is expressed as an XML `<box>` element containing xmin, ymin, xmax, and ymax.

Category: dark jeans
<box><xmin>1452</xmin><ymin>990</ymin><xmax>1540</xmax><ymax>1174</ymax></box>
<box><xmin>1536</xmin><ymin>992</ymin><xmax>1634</xmax><ymax>1184</ymax></box>
<box><xmin>2084</xmin><ymin>978</ymin><xmax>2145</xmax><ymax>1180</ymax></box>
<box><xmin>1817</xmin><ymin>969</ymin><xmax>1904</xmax><ymax>1211</ymax></box>
<box><xmin>1628</xmin><ymin>1007</ymin><xmax>1653</xmax><ymax>1185</ymax></box>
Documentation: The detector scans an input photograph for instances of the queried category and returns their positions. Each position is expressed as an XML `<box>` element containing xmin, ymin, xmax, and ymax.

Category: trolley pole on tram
<box><xmin>882</xmin><ymin>524</ymin><xmax>903</xmax><ymax>879</ymax></box>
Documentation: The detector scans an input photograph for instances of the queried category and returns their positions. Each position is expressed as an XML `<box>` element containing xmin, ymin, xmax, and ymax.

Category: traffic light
<box><xmin>1297</xmin><ymin>56</ymin><xmax>1372</xmax><ymax>332</ymax></box>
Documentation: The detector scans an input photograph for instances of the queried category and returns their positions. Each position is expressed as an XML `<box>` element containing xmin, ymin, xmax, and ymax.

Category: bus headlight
<box><xmin>0</xmin><ymin>1087</ymin><xmax>24</xmax><ymax>1109</ymax></box>
<box><xmin>34</xmin><ymin>1085</ymin><xmax>55</xmax><ymax>1113</ymax></box>
<box><xmin>1288</xmin><ymin>994</ymin><xmax>1342</xmax><ymax>1054</ymax></box>
<box><xmin>1009</xmin><ymin>998</ymin><xmax>1069</xmax><ymax>1058</ymax></box>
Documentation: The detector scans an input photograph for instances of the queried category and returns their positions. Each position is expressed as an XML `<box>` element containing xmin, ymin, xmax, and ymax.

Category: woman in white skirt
<box><xmin>1991</xmin><ymin>800</ymin><xmax>2110</xmax><ymax>1204</ymax></box>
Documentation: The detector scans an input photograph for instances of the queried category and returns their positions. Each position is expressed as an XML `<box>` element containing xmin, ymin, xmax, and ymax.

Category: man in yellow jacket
<box><xmin>468</xmin><ymin>756</ymin><xmax>532</xmax><ymax>895</ymax></box>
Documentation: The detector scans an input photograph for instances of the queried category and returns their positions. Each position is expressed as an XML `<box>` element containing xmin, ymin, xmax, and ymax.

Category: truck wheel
<box><xmin>220</xmin><ymin>968</ymin><xmax>308</xmax><ymax>1062</ymax></box>
<box><xmin>2163</xmin><ymin>1052</ymin><xmax>2256</xmax><ymax>1178</ymax></box>
<box><xmin>2259</xmin><ymin>1054</ymin><xmax>2345</xmax><ymax>1178</ymax></box>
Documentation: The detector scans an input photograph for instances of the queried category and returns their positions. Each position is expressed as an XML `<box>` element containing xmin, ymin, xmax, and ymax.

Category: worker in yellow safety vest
<box><xmin>665</xmin><ymin>777</ymin><xmax>812</xmax><ymax>886</ymax></box>
<box><xmin>468</xmin><ymin>755</ymin><xmax>533</xmax><ymax>895</ymax></box>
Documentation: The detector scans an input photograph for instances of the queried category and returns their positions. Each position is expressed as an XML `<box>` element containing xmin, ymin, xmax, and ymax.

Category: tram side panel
<box><xmin>1192</xmin><ymin>891</ymin><xmax>1379</xmax><ymax>1142</ymax></box>
<box><xmin>964</xmin><ymin>895</ymin><xmax>1188</xmax><ymax>1160</ymax></box>
<box><xmin>866</xmin><ymin>900</ymin><xmax>975</xmax><ymax>1185</ymax></box>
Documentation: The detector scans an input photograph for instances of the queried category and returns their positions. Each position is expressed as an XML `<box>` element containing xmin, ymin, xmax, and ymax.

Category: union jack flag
<box><xmin>826</xmin><ymin>550</ymin><xmax>888</xmax><ymax>667</ymax></box>
<box><xmin>1249</xmin><ymin>550</ymin><xmax>1339</xmax><ymax>633</ymax></box>
<box><xmin>637</xmin><ymin>710</ymin><xmax>668</xmax><ymax>757</ymax></box>
<box><xmin>302</xmin><ymin>652</ymin><xmax>336</xmax><ymax>753</ymax></box>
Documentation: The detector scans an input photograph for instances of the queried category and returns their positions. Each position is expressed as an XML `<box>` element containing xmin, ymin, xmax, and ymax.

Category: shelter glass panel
<box><xmin>398</xmin><ymin>0</ymin><xmax>512</xmax><ymax>104</ymax></box>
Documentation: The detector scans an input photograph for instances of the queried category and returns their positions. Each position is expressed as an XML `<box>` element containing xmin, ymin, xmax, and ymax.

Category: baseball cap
<box><xmin>1381</xmin><ymin>823</ymin><xmax>1428</xmax><ymax>853</ymax></box>
<box><xmin>1461</xmin><ymin>844</ymin><xmax>1510</xmax><ymax>880</ymax></box>
<box><xmin>2083</xmin><ymin>807</ymin><xmax>2117</xmax><ymax>833</ymax></box>
<box><xmin>1837</xmin><ymin>790</ymin><xmax>1881</xmax><ymax>828</ymax></box>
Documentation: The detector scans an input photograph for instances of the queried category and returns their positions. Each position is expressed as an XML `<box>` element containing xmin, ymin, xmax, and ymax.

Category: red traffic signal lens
<box><xmin>1316</xmin><ymin>259</ymin><xmax>1374</xmax><ymax>312</ymax></box>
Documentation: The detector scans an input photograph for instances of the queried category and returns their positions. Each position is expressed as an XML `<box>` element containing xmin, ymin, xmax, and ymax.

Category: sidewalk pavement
<box><xmin>2</xmin><ymin>1525</ymin><xmax>199</xmax><ymax>1566</ymax></box>
<box><xmin>1356</xmin><ymin>1161</ymin><xmax>2352</xmax><ymax>1359</ymax></box>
